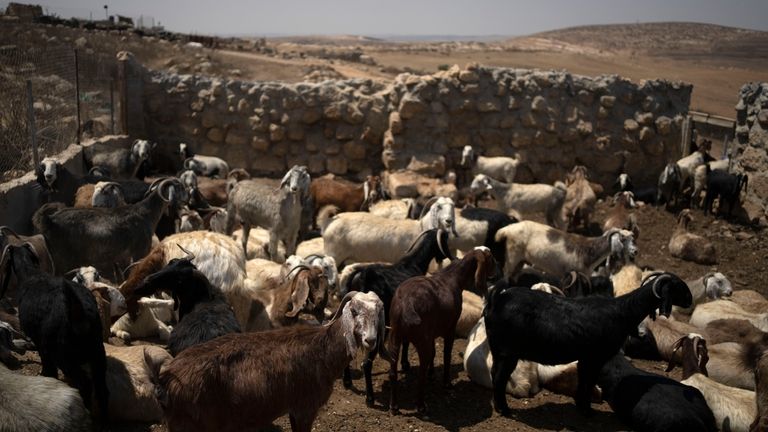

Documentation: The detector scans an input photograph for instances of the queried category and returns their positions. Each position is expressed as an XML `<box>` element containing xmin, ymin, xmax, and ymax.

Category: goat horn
<box><xmin>549</xmin><ymin>286</ymin><xmax>567</xmax><ymax>297</ymax></box>
<box><xmin>63</xmin><ymin>268</ymin><xmax>82</xmax><ymax>278</ymax></box>
<box><xmin>325</xmin><ymin>290</ymin><xmax>358</xmax><ymax>326</ymax></box>
<box><xmin>283</xmin><ymin>264</ymin><xmax>310</xmax><ymax>282</ymax></box>
<box><xmin>176</xmin><ymin>244</ymin><xmax>195</xmax><ymax>261</ymax></box>
<box><xmin>404</xmin><ymin>230</ymin><xmax>431</xmax><ymax>255</ymax></box>
<box><xmin>122</xmin><ymin>260</ymin><xmax>142</xmax><ymax>278</ymax></box>
<box><xmin>418</xmin><ymin>196</ymin><xmax>440</xmax><ymax>221</ymax></box>
<box><xmin>0</xmin><ymin>244</ymin><xmax>14</xmax><ymax>300</ymax></box>
<box><xmin>304</xmin><ymin>254</ymin><xmax>324</xmax><ymax>262</ymax></box>
<box><xmin>0</xmin><ymin>226</ymin><xmax>21</xmax><ymax>238</ymax></box>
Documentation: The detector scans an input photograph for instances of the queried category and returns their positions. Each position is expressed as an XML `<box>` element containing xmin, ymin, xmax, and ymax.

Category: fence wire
<box><xmin>0</xmin><ymin>45</ymin><xmax>118</xmax><ymax>182</ymax></box>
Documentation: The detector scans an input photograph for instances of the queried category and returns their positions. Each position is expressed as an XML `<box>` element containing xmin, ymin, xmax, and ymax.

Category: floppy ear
<box><xmin>286</xmin><ymin>271</ymin><xmax>311</xmax><ymax>318</ymax></box>
<box><xmin>361</xmin><ymin>181</ymin><xmax>370</xmax><ymax>210</ymax></box>
<box><xmin>473</xmin><ymin>251</ymin><xmax>492</xmax><ymax>295</ymax></box>
<box><xmin>280</xmin><ymin>169</ymin><xmax>293</xmax><ymax>189</ymax></box>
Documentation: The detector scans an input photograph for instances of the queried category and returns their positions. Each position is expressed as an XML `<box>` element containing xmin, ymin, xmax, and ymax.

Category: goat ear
<box><xmin>280</xmin><ymin>169</ymin><xmax>292</xmax><ymax>188</ymax></box>
<box><xmin>473</xmin><ymin>252</ymin><xmax>490</xmax><ymax>296</ymax></box>
<box><xmin>376</xmin><ymin>305</ymin><xmax>392</xmax><ymax>362</ymax></box>
<box><xmin>286</xmin><ymin>272</ymin><xmax>310</xmax><ymax>318</ymax></box>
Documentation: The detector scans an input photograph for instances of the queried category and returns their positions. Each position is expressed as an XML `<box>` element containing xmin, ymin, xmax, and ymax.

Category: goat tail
<box><xmin>316</xmin><ymin>205</ymin><xmax>339</xmax><ymax>234</ymax></box>
<box><xmin>32</xmin><ymin>202</ymin><xmax>66</xmax><ymax>233</ymax></box>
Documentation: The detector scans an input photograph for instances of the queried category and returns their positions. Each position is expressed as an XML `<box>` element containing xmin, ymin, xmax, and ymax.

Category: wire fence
<box><xmin>0</xmin><ymin>45</ymin><xmax>119</xmax><ymax>182</ymax></box>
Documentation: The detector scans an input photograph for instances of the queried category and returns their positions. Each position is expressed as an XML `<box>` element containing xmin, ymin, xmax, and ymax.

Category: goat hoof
<box><xmin>389</xmin><ymin>407</ymin><xmax>399</xmax><ymax>416</ymax></box>
<box><xmin>400</xmin><ymin>362</ymin><xmax>410</xmax><ymax>372</ymax></box>
<box><xmin>342</xmin><ymin>378</ymin><xmax>352</xmax><ymax>389</ymax></box>
<box><xmin>365</xmin><ymin>397</ymin><xmax>375</xmax><ymax>408</ymax></box>
<box><xmin>495</xmin><ymin>405</ymin><xmax>512</xmax><ymax>417</ymax></box>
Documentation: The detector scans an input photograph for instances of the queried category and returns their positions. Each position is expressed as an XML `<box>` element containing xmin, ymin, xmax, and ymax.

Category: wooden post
<box><xmin>25</xmin><ymin>80</ymin><xmax>39</xmax><ymax>168</ymax></box>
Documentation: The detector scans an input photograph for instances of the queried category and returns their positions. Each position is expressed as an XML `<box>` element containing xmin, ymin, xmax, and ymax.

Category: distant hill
<box><xmin>267</xmin><ymin>34</ymin><xmax>387</xmax><ymax>45</ymax></box>
<box><xmin>518</xmin><ymin>22</ymin><xmax>768</xmax><ymax>58</ymax></box>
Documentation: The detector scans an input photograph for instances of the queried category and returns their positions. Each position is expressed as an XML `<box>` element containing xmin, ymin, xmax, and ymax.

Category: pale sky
<box><xmin>9</xmin><ymin>0</ymin><xmax>768</xmax><ymax>37</ymax></box>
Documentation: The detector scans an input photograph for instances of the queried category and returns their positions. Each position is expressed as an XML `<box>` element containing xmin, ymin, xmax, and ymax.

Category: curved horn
<box><xmin>303</xmin><ymin>254</ymin><xmax>324</xmax><ymax>262</ymax></box>
<box><xmin>404</xmin><ymin>230</ymin><xmax>431</xmax><ymax>255</ymax></box>
<box><xmin>418</xmin><ymin>196</ymin><xmax>440</xmax><ymax>221</ymax></box>
<box><xmin>325</xmin><ymin>291</ymin><xmax>358</xmax><ymax>326</ymax></box>
<box><xmin>283</xmin><ymin>264</ymin><xmax>310</xmax><ymax>283</ymax></box>
<box><xmin>563</xmin><ymin>271</ymin><xmax>578</xmax><ymax>291</ymax></box>
<box><xmin>0</xmin><ymin>244</ymin><xmax>14</xmax><ymax>300</ymax></box>
<box><xmin>63</xmin><ymin>268</ymin><xmax>82</xmax><ymax>278</ymax></box>
<box><xmin>549</xmin><ymin>285</ymin><xmax>567</xmax><ymax>297</ymax></box>
<box><xmin>436</xmin><ymin>228</ymin><xmax>454</xmax><ymax>261</ymax></box>
<box><xmin>176</xmin><ymin>244</ymin><xmax>195</xmax><ymax>262</ymax></box>
<box><xmin>647</xmin><ymin>272</ymin><xmax>672</xmax><ymax>299</ymax></box>
<box><xmin>122</xmin><ymin>260</ymin><xmax>142</xmax><ymax>278</ymax></box>
<box><xmin>0</xmin><ymin>226</ymin><xmax>21</xmax><ymax>239</ymax></box>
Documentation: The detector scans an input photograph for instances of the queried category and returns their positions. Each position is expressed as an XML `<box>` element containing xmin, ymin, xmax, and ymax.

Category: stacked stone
<box><xmin>734</xmin><ymin>83</ymin><xmax>768</xmax><ymax>225</ymax></box>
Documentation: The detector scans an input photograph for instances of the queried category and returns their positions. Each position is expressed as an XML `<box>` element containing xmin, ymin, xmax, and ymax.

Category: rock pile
<box><xmin>734</xmin><ymin>83</ymin><xmax>768</xmax><ymax>226</ymax></box>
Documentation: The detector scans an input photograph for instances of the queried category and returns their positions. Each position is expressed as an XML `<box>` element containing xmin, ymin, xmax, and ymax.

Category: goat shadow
<box><xmin>506</xmin><ymin>401</ymin><xmax>625</xmax><ymax>432</ymax></box>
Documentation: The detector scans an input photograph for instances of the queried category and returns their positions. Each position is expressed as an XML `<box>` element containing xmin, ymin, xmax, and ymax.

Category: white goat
<box><xmin>110</xmin><ymin>297</ymin><xmax>174</xmax><ymax>342</ymax></box>
<box><xmin>471</xmin><ymin>174</ymin><xmax>566</xmax><ymax>228</ymax></box>
<box><xmin>692</xmin><ymin>159</ymin><xmax>731</xmax><ymax>208</ymax></box>
<box><xmin>674</xmin><ymin>272</ymin><xmax>733</xmax><ymax>314</ymax></box>
<box><xmin>676</xmin><ymin>147</ymin><xmax>709</xmax><ymax>201</ymax></box>
<box><xmin>105</xmin><ymin>344</ymin><xmax>172</xmax><ymax>422</ymax></box>
<box><xmin>180</xmin><ymin>143</ymin><xmax>230</xmax><ymax>178</ymax></box>
<box><xmin>460</xmin><ymin>145</ymin><xmax>521</xmax><ymax>184</ymax></box>
<box><xmin>91</xmin><ymin>182</ymin><xmax>126</xmax><ymax>208</ymax></box>
<box><xmin>495</xmin><ymin>220</ymin><xmax>637</xmax><ymax>278</ymax></box>
<box><xmin>319</xmin><ymin>197</ymin><xmax>457</xmax><ymax>265</ymax></box>
<box><xmin>369</xmin><ymin>198</ymin><xmax>417</xmax><ymax>220</ymax></box>
<box><xmin>691</xmin><ymin>300</ymin><xmax>768</xmax><ymax>332</ymax></box>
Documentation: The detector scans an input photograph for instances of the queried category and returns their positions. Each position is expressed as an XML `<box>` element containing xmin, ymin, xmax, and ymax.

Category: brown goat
<box><xmin>669</xmin><ymin>209</ymin><xmax>717</xmax><ymax>265</ymax></box>
<box><xmin>706</xmin><ymin>318</ymin><xmax>768</xmax><ymax>346</ymax></box>
<box><xmin>752</xmin><ymin>349</ymin><xmax>768</xmax><ymax>432</ymax></box>
<box><xmin>74</xmin><ymin>183</ymin><xmax>96</xmax><ymax>208</ymax></box>
<box><xmin>387</xmin><ymin>247</ymin><xmax>495</xmax><ymax>413</ymax></box>
<box><xmin>196</xmin><ymin>168</ymin><xmax>251</xmax><ymax>206</ymax></box>
<box><xmin>157</xmin><ymin>291</ymin><xmax>387</xmax><ymax>432</ymax></box>
<box><xmin>0</xmin><ymin>226</ymin><xmax>55</xmax><ymax>305</ymax></box>
<box><xmin>603</xmin><ymin>191</ymin><xmax>640</xmax><ymax>239</ymax></box>
<box><xmin>562</xmin><ymin>166</ymin><xmax>597</xmax><ymax>232</ymax></box>
<box><xmin>310</xmin><ymin>175</ymin><xmax>383</xmax><ymax>219</ymax></box>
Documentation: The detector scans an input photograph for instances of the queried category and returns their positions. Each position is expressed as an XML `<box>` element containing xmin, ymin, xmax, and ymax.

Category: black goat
<box><xmin>458</xmin><ymin>206</ymin><xmax>515</xmax><ymax>269</ymax></box>
<box><xmin>341</xmin><ymin>228</ymin><xmax>453</xmax><ymax>406</ymax></box>
<box><xmin>704</xmin><ymin>168</ymin><xmax>748</xmax><ymax>218</ymax></box>
<box><xmin>33</xmin><ymin>178</ymin><xmax>178</xmax><ymax>278</ymax></box>
<box><xmin>0</xmin><ymin>243</ymin><xmax>109</xmax><ymax>424</ymax></box>
<box><xmin>598</xmin><ymin>352</ymin><xmax>716</xmax><ymax>432</ymax></box>
<box><xmin>35</xmin><ymin>158</ymin><xmax>108</xmax><ymax>205</ymax></box>
<box><xmin>561</xmin><ymin>271</ymin><xmax>615</xmax><ymax>298</ymax></box>
<box><xmin>484</xmin><ymin>272</ymin><xmax>692</xmax><ymax>416</ymax></box>
<box><xmin>130</xmin><ymin>246</ymin><xmax>240</xmax><ymax>356</ymax></box>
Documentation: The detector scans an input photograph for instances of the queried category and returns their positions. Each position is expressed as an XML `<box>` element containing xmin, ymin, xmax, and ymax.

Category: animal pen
<box><xmin>0</xmin><ymin>44</ymin><xmax>121</xmax><ymax>182</ymax></box>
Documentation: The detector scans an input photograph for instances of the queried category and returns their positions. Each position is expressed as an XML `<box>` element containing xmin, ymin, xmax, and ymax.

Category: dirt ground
<box><xmin>11</xmin><ymin>198</ymin><xmax>767</xmax><ymax>432</ymax></box>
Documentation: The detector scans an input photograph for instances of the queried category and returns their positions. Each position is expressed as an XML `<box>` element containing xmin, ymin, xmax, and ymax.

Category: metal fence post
<box><xmin>110</xmin><ymin>79</ymin><xmax>115</xmax><ymax>135</ymax></box>
<box><xmin>25</xmin><ymin>80</ymin><xmax>39</xmax><ymax>168</ymax></box>
<box><xmin>74</xmin><ymin>49</ymin><xmax>81</xmax><ymax>144</ymax></box>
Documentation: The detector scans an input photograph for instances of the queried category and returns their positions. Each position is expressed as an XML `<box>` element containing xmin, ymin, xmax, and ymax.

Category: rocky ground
<box><xmin>12</xmin><ymin>198</ymin><xmax>767</xmax><ymax>432</ymax></box>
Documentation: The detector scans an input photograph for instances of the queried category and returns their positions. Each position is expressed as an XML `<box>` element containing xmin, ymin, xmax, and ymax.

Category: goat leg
<box><xmin>443</xmin><ymin>336</ymin><xmax>454</xmax><ymax>387</ymax></box>
<box><xmin>241</xmin><ymin>222</ymin><xmax>251</xmax><ymax>255</ymax></box>
<box><xmin>575</xmin><ymin>360</ymin><xmax>600</xmax><ymax>415</ymax></box>
<box><xmin>415</xmin><ymin>341</ymin><xmax>435</xmax><ymax>414</ymax></box>
<box><xmin>342</xmin><ymin>365</ymin><xmax>352</xmax><ymax>388</ymax></box>
<box><xmin>363</xmin><ymin>350</ymin><xmax>376</xmax><ymax>407</ymax></box>
<box><xmin>400</xmin><ymin>339</ymin><xmax>411</xmax><ymax>372</ymax></box>
<box><xmin>491</xmin><ymin>355</ymin><xmax>517</xmax><ymax>417</ymax></box>
<box><xmin>40</xmin><ymin>351</ymin><xmax>57</xmax><ymax>378</ymax></box>
<box><xmin>288</xmin><ymin>412</ymin><xmax>315</xmax><ymax>432</ymax></box>
<box><xmin>388</xmin><ymin>340</ymin><xmax>401</xmax><ymax>415</ymax></box>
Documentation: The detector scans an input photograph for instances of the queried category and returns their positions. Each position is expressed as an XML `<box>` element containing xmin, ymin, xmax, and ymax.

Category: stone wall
<box><xmin>132</xmin><ymin>56</ymin><xmax>691</xmax><ymax>188</ymax></box>
<box><xmin>734</xmin><ymin>83</ymin><xmax>768</xmax><ymax>226</ymax></box>
<box><xmin>384</xmin><ymin>64</ymin><xmax>691</xmax><ymax>187</ymax></box>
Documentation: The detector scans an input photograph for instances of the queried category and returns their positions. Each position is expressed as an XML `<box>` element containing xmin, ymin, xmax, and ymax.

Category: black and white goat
<box><xmin>85</xmin><ymin>139</ymin><xmax>156</xmax><ymax>180</ymax></box>
<box><xmin>35</xmin><ymin>157</ymin><xmax>108</xmax><ymax>205</ymax></box>
<box><xmin>484</xmin><ymin>273</ymin><xmax>692</xmax><ymax>415</ymax></box>
<box><xmin>179</xmin><ymin>143</ymin><xmax>231</xmax><ymax>178</ymax></box>
<box><xmin>129</xmin><ymin>245</ymin><xmax>241</xmax><ymax>356</ymax></box>
<box><xmin>704</xmin><ymin>168</ymin><xmax>748</xmax><ymax>218</ymax></box>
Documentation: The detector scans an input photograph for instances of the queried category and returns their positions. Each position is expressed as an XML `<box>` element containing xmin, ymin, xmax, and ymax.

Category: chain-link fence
<box><xmin>0</xmin><ymin>45</ymin><xmax>119</xmax><ymax>182</ymax></box>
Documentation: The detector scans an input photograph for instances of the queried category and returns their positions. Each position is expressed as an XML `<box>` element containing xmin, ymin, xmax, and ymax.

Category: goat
<box><xmin>752</xmin><ymin>348</ymin><xmax>768</xmax><ymax>432</ymax></box>
<box><xmin>0</xmin><ymin>243</ymin><xmax>109</xmax><ymax>424</ymax></box>
<box><xmin>669</xmin><ymin>209</ymin><xmax>718</xmax><ymax>265</ymax></box>
<box><xmin>128</xmin><ymin>246</ymin><xmax>240</xmax><ymax>356</ymax></box>
<box><xmin>470</xmin><ymin>174</ymin><xmax>566</xmax><ymax>228</ymax></box>
<box><xmin>35</xmin><ymin>157</ymin><xmax>107</xmax><ymax>205</ymax></box>
<box><xmin>90</xmin><ymin>181</ymin><xmax>126</xmax><ymax>208</ymax></box>
<box><xmin>692</xmin><ymin>158</ymin><xmax>731</xmax><ymax>208</ymax></box>
<box><xmin>692</xmin><ymin>300</ymin><xmax>768</xmax><ymax>333</ymax></box>
<box><xmin>731</xmin><ymin>290</ymin><xmax>768</xmax><ymax>314</ymax></box>
<box><xmin>0</xmin><ymin>320</ymin><xmax>28</xmax><ymax>369</ymax></box>
<box><xmin>452</xmin><ymin>206</ymin><xmax>516</xmax><ymax>268</ymax></box>
<box><xmin>484</xmin><ymin>272</ymin><xmax>692</xmax><ymax>415</ymax></box>
<box><xmin>85</xmin><ymin>139</ymin><xmax>156</xmax><ymax>180</ymax></box>
<box><xmin>463</xmin><ymin>285</ymin><xmax>596</xmax><ymax>401</ymax></box>
<box><xmin>319</xmin><ymin>197</ymin><xmax>457</xmax><ymax>265</ymax></box>
<box><xmin>226</xmin><ymin>165</ymin><xmax>311</xmax><ymax>261</ymax></box>
<box><xmin>0</xmin><ymin>226</ymin><xmax>55</xmax><ymax>304</ymax></box>
<box><xmin>603</xmin><ymin>191</ymin><xmax>640</xmax><ymax>238</ymax></box>
<box><xmin>104</xmin><ymin>344</ymin><xmax>171</xmax><ymax>422</ymax></box>
<box><xmin>178</xmin><ymin>207</ymin><xmax>204</xmax><ymax>232</ymax></box>
<box><xmin>32</xmin><ymin>178</ymin><xmax>177</xmax><ymax>278</ymax></box>
<box><xmin>369</xmin><ymin>198</ymin><xmax>417</xmax><ymax>220</ymax></box>
<box><xmin>310</xmin><ymin>175</ymin><xmax>384</xmax><ymax>219</ymax></box>
<box><xmin>156</xmin><ymin>291</ymin><xmax>387</xmax><ymax>432</ymax></box>
<box><xmin>119</xmin><ymin>231</ymin><xmax>255</xmax><ymax>330</ymax></box>
<box><xmin>0</xmin><ymin>362</ymin><xmax>92</xmax><ymax>431</ymax></box>
<box><xmin>562</xmin><ymin>165</ymin><xmax>597</xmax><ymax>231</ymax></box>
<box><xmin>704</xmin><ymin>168</ymin><xmax>748</xmax><ymax>218</ymax></box>
<box><xmin>597</xmin><ymin>351</ymin><xmax>716</xmax><ymax>431</ymax></box>
<box><xmin>67</xmin><ymin>266</ymin><xmax>127</xmax><ymax>341</ymax></box>
<box><xmin>624</xmin><ymin>315</ymin><xmax>706</xmax><ymax>363</ymax></box>
<box><xmin>494</xmin><ymin>220</ymin><xmax>637</xmax><ymax>278</ymax></box>
<box><xmin>196</xmin><ymin>168</ymin><xmax>251</xmax><ymax>206</ymax></box>
<box><xmin>677</xmin><ymin>145</ymin><xmax>711</xmax><ymax>203</ymax></box>
<box><xmin>675</xmin><ymin>272</ymin><xmax>733</xmax><ymax>314</ymax></box>
<box><xmin>657</xmin><ymin>162</ymin><xmax>683</xmax><ymax>209</ymax></box>
<box><xmin>387</xmin><ymin>247</ymin><xmax>495</xmax><ymax>413</ymax></box>
<box><xmin>179</xmin><ymin>142</ymin><xmax>231</xmax><ymax>178</ymax></box>
<box><xmin>75</xmin><ymin>177</ymin><xmax>151</xmax><ymax>207</ymax></box>
<box><xmin>705</xmin><ymin>319</ymin><xmax>767</xmax><ymax>346</ymax></box>
<box><xmin>340</xmin><ymin>229</ymin><xmax>454</xmax><ymax>405</ymax></box>
<box><xmin>672</xmin><ymin>334</ymin><xmax>757</xmax><ymax>432</ymax></box>
<box><xmin>110</xmin><ymin>297</ymin><xmax>174</xmax><ymax>342</ymax></box>
<box><xmin>460</xmin><ymin>145</ymin><xmax>521</xmax><ymax>184</ymax></box>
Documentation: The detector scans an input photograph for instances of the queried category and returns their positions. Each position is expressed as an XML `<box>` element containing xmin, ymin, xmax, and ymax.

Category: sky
<box><xmin>9</xmin><ymin>0</ymin><xmax>768</xmax><ymax>37</ymax></box>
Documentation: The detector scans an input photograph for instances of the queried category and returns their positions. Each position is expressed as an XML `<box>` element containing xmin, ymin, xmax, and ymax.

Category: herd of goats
<box><xmin>0</xmin><ymin>136</ymin><xmax>761</xmax><ymax>432</ymax></box>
